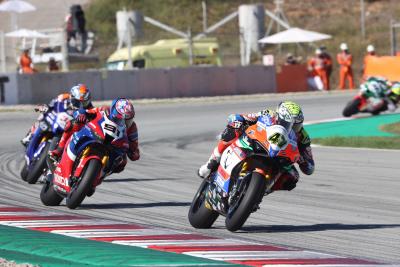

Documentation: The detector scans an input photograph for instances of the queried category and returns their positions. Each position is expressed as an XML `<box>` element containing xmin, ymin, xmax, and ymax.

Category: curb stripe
<box><xmin>149</xmin><ymin>245</ymin><xmax>290</xmax><ymax>253</ymax></box>
<box><xmin>31</xmin><ymin>223</ymin><xmax>146</xmax><ymax>231</ymax></box>
<box><xmin>90</xmin><ymin>234</ymin><xmax>215</xmax><ymax>242</ymax></box>
<box><xmin>0</xmin><ymin>205</ymin><xmax>390</xmax><ymax>266</ymax></box>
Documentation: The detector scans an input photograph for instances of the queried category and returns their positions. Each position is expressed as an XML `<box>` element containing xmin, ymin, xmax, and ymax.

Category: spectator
<box><xmin>65</xmin><ymin>13</ymin><xmax>75</xmax><ymax>43</ymax></box>
<box><xmin>336</xmin><ymin>43</ymin><xmax>354</xmax><ymax>90</ymax></box>
<box><xmin>308</xmin><ymin>49</ymin><xmax>329</xmax><ymax>90</ymax></box>
<box><xmin>320</xmin><ymin>45</ymin><xmax>332</xmax><ymax>87</ymax></box>
<box><xmin>19</xmin><ymin>49</ymin><xmax>35</xmax><ymax>74</ymax></box>
<box><xmin>47</xmin><ymin>57</ymin><xmax>60</xmax><ymax>72</ymax></box>
<box><xmin>285</xmin><ymin>53</ymin><xmax>298</xmax><ymax>65</ymax></box>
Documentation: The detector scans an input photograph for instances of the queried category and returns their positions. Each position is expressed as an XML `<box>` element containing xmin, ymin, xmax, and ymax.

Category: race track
<box><xmin>0</xmin><ymin>91</ymin><xmax>399</xmax><ymax>265</ymax></box>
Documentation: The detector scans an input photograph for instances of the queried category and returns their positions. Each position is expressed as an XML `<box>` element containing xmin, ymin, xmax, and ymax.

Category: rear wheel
<box><xmin>40</xmin><ymin>178</ymin><xmax>63</xmax><ymax>206</ymax></box>
<box><xmin>342</xmin><ymin>98</ymin><xmax>361</xmax><ymax>117</ymax></box>
<box><xmin>20</xmin><ymin>162</ymin><xmax>29</xmax><ymax>181</ymax></box>
<box><xmin>66</xmin><ymin>159</ymin><xmax>102</xmax><ymax>209</ymax></box>
<box><xmin>225</xmin><ymin>172</ymin><xmax>266</xmax><ymax>232</ymax></box>
<box><xmin>188</xmin><ymin>179</ymin><xmax>219</xmax><ymax>229</ymax></box>
<box><xmin>26</xmin><ymin>142</ymin><xmax>51</xmax><ymax>184</ymax></box>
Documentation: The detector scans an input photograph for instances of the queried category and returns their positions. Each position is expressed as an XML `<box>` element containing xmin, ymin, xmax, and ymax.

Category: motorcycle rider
<box><xmin>20</xmin><ymin>84</ymin><xmax>93</xmax><ymax>146</ymax></box>
<box><xmin>360</xmin><ymin>76</ymin><xmax>397</xmax><ymax>112</ymax></box>
<box><xmin>50</xmin><ymin>98</ymin><xmax>139</xmax><ymax>176</ymax></box>
<box><xmin>198</xmin><ymin>101</ymin><xmax>314</xmax><ymax>192</ymax></box>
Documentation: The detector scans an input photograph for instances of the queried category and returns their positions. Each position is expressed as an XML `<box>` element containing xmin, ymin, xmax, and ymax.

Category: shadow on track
<box><xmin>240</xmin><ymin>223</ymin><xmax>400</xmax><ymax>233</ymax></box>
<box><xmin>80</xmin><ymin>201</ymin><xmax>191</xmax><ymax>210</ymax></box>
<box><xmin>103</xmin><ymin>177</ymin><xmax>181</xmax><ymax>183</ymax></box>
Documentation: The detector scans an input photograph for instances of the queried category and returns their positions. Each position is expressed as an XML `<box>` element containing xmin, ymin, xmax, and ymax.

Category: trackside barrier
<box><xmin>0</xmin><ymin>65</ymin><xmax>276</xmax><ymax>104</ymax></box>
<box><xmin>364</xmin><ymin>55</ymin><xmax>400</xmax><ymax>81</ymax></box>
<box><xmin>276</xmin><ymin>64</ymin><xmax>308</xmax><ymax>93</ymax></box>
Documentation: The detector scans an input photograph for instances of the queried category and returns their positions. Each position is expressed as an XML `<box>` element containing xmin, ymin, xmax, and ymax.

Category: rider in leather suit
<box><xmin>198</xmin><ymin>101</ymin><xmax>315</xmax><ymax>192</ymax></box>
<box><xmin>20</xmin><ymin>84</ymin><xmax>93</xmax><ymax>147</ymax></box>
<box><xmin>50</xmin><ymin>98</ymin><xmax>140</xmax><ymax>174</ymax></box>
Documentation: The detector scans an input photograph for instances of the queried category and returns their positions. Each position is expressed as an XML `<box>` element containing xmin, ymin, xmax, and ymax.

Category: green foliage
<box><xmin>84</xmin><ymin>0</ymin><xmax>400</xmax><ymax>79</ymax></box>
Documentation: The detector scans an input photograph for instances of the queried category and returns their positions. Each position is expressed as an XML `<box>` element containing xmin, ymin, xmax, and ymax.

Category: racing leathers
<box><xmin>198</xmin><ymin>109</ymin><xmax>314</xmax><ymax>192</ymax></box>
<box><xmin>51</xmin><ymin>106</ymin><xmax>140</xmax><ymax>175</ymax></box>
<box><xmin>21</xmin><ymin>93</ymin><xmax>93</xmax><ymax>146</ymax></box>
<box><xmin>361</xmin><ymin>77</ymin><xmax>398</xmax><ymax>112</ymax></box>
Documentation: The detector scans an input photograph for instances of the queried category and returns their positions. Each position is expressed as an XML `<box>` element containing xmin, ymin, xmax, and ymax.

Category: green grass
<box><xmin>313</xmin><ymin>136</ymin><xmax>400</xmax><ymax>150</ymax></box>
<box><xmin>381</xmin><ymin>122</ymin><xmax>400</xmax><ymax>135</ymax></box>
<box><xmin>313</xmin><ymin>122</ymin><xmax>400</xmax><ymax>149</ymax></box>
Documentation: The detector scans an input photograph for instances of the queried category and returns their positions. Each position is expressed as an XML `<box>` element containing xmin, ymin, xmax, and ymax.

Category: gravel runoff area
<box><xmin>0</xmin><ymin>90</ymin><xmax>354</xmax><ymax>112</ymax></box>
<box><xmin>0</xmin><ymin>258</ymin><xmax>36</xmax><ymax>267</ymax></box>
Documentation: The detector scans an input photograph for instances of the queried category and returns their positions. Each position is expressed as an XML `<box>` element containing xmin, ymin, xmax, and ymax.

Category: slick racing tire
<box><xmin>40</xmin><ymin>179</ymin><xmax>63</xmax><ymax>206</ymax></box>
<box><xmin>20</xmin><ymin>162</ymin><xmax>29</xmax><ymax>181</ymax></box>
<box><xmin>342</xmin><ymin>99</ymin><xmax>361</xmax><ymax>117</ymax></box>
<box><xmin>188</xmin><ymin>179</ymin><xmax>219</xmax><ymax>229</ymax></box>
<box><xmin>66</xmin><ymin>159</ymin><xmax>101</xmax><ymax>209</ymax></box>
<box><xmin>225</xmin><ymin>172</ymin><xmax>266</xmax><ymax>232</ymax></box>
<box><xmin>26</xmin><ymin>142</ymin><xmax>51</xmax><ymax>184</ymax></box>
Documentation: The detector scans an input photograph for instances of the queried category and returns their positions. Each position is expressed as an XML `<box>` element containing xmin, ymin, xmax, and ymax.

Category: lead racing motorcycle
<box><xmin>188</xmin><ymin>115</ymin><xmax>300</xmax><ymax>232</ymax></box>
<box><xmin>40</xmin><ymin>109</ymin><xmax>129</xmax><ymax>209</ymax></box>
<box><xmin>21</xmin><ymin>105</ymin><xmax>73</xmax><ymax>184</ymax></box>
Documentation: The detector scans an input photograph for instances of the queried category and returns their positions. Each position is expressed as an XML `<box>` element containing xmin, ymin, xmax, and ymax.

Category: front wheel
<box><xmin>20</xmin><ymin>162</ymin><xmax>29</xmax><ymax>181</ymax></box>
<box><xmin>26</xmin><ymin>142</ymin><xmax>51</xmax><ymax>184</ymax></box>
<box><xmin>225</xmin><ymin>172</ymin><xmax>266</xmax><ymax>232</ymax></box>
<box><xmin>188</xmin><ymin>179</ymin><xmax>219</xmax><ymax>229</ymax></box>
<box><xmin>66</xmin><ymin>159</ymin><xmax>102</xmax><ymax>209</ymax></box>
<box><xmin>342</xmin><ymin>98</ymin><xmax>361</xmax><ymax>117</ymax></box>
<box><xmin>40</xmin><ymin>178</ymin><xmax>63</xmax><ymax>206</ymax></box>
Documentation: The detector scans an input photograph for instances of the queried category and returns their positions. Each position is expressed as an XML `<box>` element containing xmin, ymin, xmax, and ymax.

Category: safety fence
<box><xmin>1</xmin><ymin>65</ymin><xmax>278</xmax><ymax>104</ymax></box>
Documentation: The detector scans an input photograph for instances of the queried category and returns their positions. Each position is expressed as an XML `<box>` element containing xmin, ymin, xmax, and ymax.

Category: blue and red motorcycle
<box><xmin>21</xmin><ymin>104</ymin><xmax>73</xmax><ymax>184</ymax></box>
<box><xmin>40</xmin><ymin>110</ymin><xmax>128</xmax><ymax>209</ymax></box>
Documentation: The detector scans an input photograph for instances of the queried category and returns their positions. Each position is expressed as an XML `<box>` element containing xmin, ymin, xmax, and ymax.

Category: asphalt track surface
<box><xmin>0</xmin><ymin>91</ymin><xmax>399</xmax><ymax>265</ymax></box>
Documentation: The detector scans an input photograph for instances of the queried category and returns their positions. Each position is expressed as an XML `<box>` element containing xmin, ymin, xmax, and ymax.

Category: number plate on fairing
<box><xmin>215</xmin><ymin>143</ymin><xmax>246</xmax><ymax>193</ymax></box>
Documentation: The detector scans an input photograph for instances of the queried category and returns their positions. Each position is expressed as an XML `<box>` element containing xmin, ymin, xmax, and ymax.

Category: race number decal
<box><xmin>104</xmin><ymin>123</ymin><xmax>120</xmax><ymax>137</ymax></box>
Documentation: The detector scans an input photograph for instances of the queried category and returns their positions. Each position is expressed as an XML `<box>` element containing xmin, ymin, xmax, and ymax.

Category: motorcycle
<box><xmin>342</xmin><ymin>92</ymin><xmax>388</xmax><ymax>117</ymax></box>
<box><xmin>188</xmin><ymin>115</ymin><xmax>300</xmax><ymax>232</ymax></box>
<box><xmin>40</xmin><ymin>110</ymin><xmax>128</xmax><ymax>209</ymax></box>
<box><xmin>21</xmin><ymin>105</ymin><xmax>73</xmax><ymax>184</ymax></box>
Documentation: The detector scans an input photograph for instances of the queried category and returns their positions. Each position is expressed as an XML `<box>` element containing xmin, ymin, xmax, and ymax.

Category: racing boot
<box><xmin>20</xmin><ymin>132</ymin><xmax>32</xmax><ymax>147</ymax></box>
<box><xmin>48</xmin><ymin>122</ymin><xmax>75</xmax><ymax>162</ymax></box>
<box><xmin>49</xmin><ymin>146</ymin><xmax>64</xmax><ymax>162</ymax></box>
<box><xmin>198</xmin><ymin>147</ymin><xmax>221</xmax><ymax>179</ymax></box>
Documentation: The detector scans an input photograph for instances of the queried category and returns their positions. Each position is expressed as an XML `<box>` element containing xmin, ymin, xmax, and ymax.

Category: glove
<box><xmin>73</xmin><ymin>110</ymin><xmax>87</xmax><ymax>123</ymax></box>
<box><xmin>75</xmin><ymin>114</ymin><xmax>87</xmax><ymax>123</ymax></box>
<box><xmin>34</xmin><ymin>104</ymin><xmax>49</xmax><ymax>113</ymax></box>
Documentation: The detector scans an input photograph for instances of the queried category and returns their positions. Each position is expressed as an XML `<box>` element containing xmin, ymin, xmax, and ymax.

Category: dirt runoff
<box><xmin>0</xmin><ymin>258</ymin><xmax>37</xmax><ymax>267</ymax></box>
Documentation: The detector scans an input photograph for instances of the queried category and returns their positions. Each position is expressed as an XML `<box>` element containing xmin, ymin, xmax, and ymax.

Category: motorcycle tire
<box><xmin>66</xmin><ymin>159</ymin><xmax>101</xmax><ymax>209</ymax></box>
<box><xmin>342</xmin><ymin>99</ymin><xmax>361</xmax><ymax>117</ymax></box>
<box><xmin>188</xmin><ymin>179</ymin><xmax>219</xmax><ymax>229</ymax></box>
<box><xmin>26</xmin><ymin>142</ymin><xmax>51</xmax><ymax>184</ymax></box>
<box><xmin>225</xmin><ymin>172</ymin><xmax>266</xmax><ymax>232</ymax></box>
<box><xmin>20</xmin><ymin>162</ymin><xmax>29</xmax><ymax>181</ymax></box>
<box><xmin>40</xmin><ymin>179</ymin><xmax>63</xmax><ymax>206</ymax></box>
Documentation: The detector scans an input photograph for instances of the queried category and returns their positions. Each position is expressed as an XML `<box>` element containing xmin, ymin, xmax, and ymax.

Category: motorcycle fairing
<box><xmin>215</xmin><ymin>139</ymin><xmax>248</xmax><ymax>193</ymax></box>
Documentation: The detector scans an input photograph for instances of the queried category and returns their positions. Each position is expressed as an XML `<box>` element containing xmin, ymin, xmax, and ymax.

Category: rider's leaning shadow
<box><xmin>103</xmin><ymin>177</ymin><xmax>181</xmax><ymax>183</ymax></box>
<box><xmin>239</xmin><ymin>223</ymin><xmax>400</xmax><ymax>233</ymax></box>
<box><xmin>79</xmin><ymin>201</ymin><xmax>191</xmax><ymax>210</ymax></box>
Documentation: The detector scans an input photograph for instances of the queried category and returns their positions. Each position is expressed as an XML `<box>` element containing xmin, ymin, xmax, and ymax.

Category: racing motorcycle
<box><xmin>342</xmin><ymin>91</ymin><xmax>388</xmax><ymax>117</ymax></box>
<box><xmin>188</xmin><ymin>115</ymin><xmax>300</xmax><ymax>232</ymax></box>
<box><xmin>40</xmin><ymin>110</ymin><xmax>128</xmax><ymax>209</ymax></box>
<box><xmin>21</xmin><ymin>105</ymin><xmax>73</xmax><ymax>184</ymax></box>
